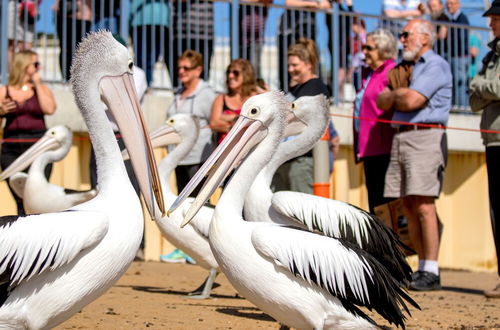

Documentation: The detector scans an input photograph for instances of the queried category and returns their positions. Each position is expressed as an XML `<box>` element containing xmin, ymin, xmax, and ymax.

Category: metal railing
<box><xmin>0</xmin><ymin>0</ymin><xmax>490</xmax><ymax>111</ymax></box>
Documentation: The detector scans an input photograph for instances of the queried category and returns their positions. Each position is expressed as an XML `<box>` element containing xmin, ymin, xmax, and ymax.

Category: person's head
<box><xmin>483</xmin><ymin>0</ymin><xmax>500</xmax><ymax>38</ymax></box>
<box><xmin>363</xmin><ymin>29</ymin><xmax>397</xmax><ymax>70</ymax></box>
<box><xmin>8</xmin><ymin>50</ymin><xmax>39</xmax><ymax>87</ymax></box>
<box><xmin>352</xmin><ymin>17</ymin><xmax>366</xmax><ymax>35</ymax></box>
<box><xmin>177</xmin><ymin>50</ymin><xmax>203</xmax><ymax>86</ymax></box>
<box><xmin>427</xmin><ymin>0</ymin><xmax>444</xmax><ymax>19</ymax></box>
<box><xmin>400</xmin><ymin>19</ymin><xmax>436</xmax><ymax>61</ymax></box>
<box><xmin>225</xmin><ymin>58</ymin><xmax>257</xmax><ymax>98</ymax></box>
<box><xmin>287</xmin><ymin>38</ymin><xmax>319</xmax><ymax>84</ymax></box>
<box><xmin>446</xmin><ymin>0</ymin><xmax>460</xmax><ymax>15</ymax></box>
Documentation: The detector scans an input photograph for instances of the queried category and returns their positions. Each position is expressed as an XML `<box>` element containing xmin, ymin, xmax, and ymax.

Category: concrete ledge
<box><xmin>331</xmin><ymin>103</ymin><xmax>484</xmax><ymax>153</ymax></box>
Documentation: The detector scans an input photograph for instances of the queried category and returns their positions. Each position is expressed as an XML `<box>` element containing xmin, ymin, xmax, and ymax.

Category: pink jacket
<box><xmin>356</xmin><ymin>59</ymin><xmax>396</xmax><ymax>159</ymax></box>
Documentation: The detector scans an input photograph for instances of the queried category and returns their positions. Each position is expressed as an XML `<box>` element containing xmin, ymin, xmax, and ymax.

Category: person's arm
<box><xmin>384</xmin><ymin>8</ymin><xmax>424</xmax><ymax>18</ymax></box>
<box><xmin>209</xmin><ymin>95</ymin><xmax>235</xmax><ymax>133</ymax></box>
<box><xmin>32</xmin><ymin>73</ymin><xmax>56</xmax><ymax>115</ymax></box>
<box><xmin>377</xmin><ymin>87</ymin><xmax>427</xmax><ymax>112</ymax></box>
<box><xmin>0</xmin><ymin>86</ymin><xmax>17</xmax><ymax>117</ymax></box>
<box><xmin>469</xmin><ymin>75</ymin><xmax>500</xmax><ymax>103</ymax></box>
<box><xmin>286</xmin><ymin>0</ymin><xmax>321</xmax><ymax>9</ymax></box>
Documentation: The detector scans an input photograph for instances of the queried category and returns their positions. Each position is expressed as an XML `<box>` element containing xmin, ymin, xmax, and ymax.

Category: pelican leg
<box><xmin>186</xmin><ymin>268</ymin><xmax>218</xmax><ymax>299</ymax></box>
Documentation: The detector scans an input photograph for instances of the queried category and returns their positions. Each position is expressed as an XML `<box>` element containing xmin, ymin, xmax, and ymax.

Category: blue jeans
<box><xmin>450</xmin><ymin>56</ymin><xmax>470</xmax><ymax>108</ymax></box>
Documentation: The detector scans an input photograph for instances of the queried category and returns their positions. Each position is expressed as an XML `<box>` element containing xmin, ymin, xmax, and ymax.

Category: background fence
<box><xmin>0</xmin><ymin>0</ymin><xmax>492</xmax><ymax>110</ymax></box>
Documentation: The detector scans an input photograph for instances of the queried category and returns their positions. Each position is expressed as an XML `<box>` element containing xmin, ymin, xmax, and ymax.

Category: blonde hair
<box><xmin>226</xmin><ymin>58</ymin><xmax>257</xmax><ymax>98</ymax></box>
<box><xmin>287</xmin><ymin>38</ymin><xmax>319</xmax><ymax>73</ymax></box>
<box><xmin>178</xmin><ymin>49</ymin><xmax>203</xmax><ymax>69</ymax></box>
<box><xmin>9</xmin><ymin>50</ymin><xmax>37</xmax><ymax>87</ymax></box>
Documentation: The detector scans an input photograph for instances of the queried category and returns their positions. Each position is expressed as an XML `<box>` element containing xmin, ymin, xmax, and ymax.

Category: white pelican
<box><xmin>147</xmin><ymin>114</ymin><xmax>219</xmax><ymax>299</ymax></box>
<box><xmin>170</xmin><ymin>91</ymin><xmax>419</xmax><ymax>329</ymax></box>
<box><xmin>244</xmin><ymin>95</ymin><xmax>413</xmax><ymax>285</ymax></box>
<box><xmin>0</xmin><ymin>31</ymin><xmax>164</xmax><ymax>329</ymax></box>
<box><xmin>0</xmin><ymin>126</ymin><xmax>97</xmax><ymax>214</ymax></box>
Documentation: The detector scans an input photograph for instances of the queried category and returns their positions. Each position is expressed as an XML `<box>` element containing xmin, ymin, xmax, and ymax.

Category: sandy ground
<box><xmin>54</xmin><ymin>261</ymin><xmax>500</xmax><ymax>330</ymax></box>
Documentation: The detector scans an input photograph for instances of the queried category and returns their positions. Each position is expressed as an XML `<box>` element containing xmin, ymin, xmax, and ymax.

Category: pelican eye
<box><xmin>291</xmin><ymin>102</ymin><xmax>296</xmax><ymax>110</ymax></box>
<box><xmin>128</xmin><ymin>61</ymin><xmax>133</xmax><ymax>71</ymax></box>
<box><xmin>168</xmin><ymin>119</ymin><xmax>175</xmax><ymax>125</ymax></box>
<box><xmin>248</xmin><ymin>107</ymin><xmax>260</xmax><ymax>117</ymax></box>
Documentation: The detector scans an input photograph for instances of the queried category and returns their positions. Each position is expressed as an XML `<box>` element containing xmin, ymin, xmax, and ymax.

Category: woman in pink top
<box><xmin>210</xmin><ymin>59</ymin><xmax>258</xmax><ymax>144</ymax></box>
<box><xmin>353</xmin><ymin>28</ymin><xmax>397</xmax><ymax>213</ymax></box>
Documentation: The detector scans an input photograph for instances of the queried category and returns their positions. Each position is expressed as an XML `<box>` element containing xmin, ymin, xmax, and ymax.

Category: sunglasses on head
<box><xmin>361</xmin><ymin>45</ymin><xmax>375</xmax><ymax>51</ymax></box>
<box><xmin>226</xmin><ymin>69</ymin><xmax>240</xmax><ymax>77</ymax></box>
<box><xmin>398</xmin><ymin>31</ymin><xmax>411</xmax><ymax>40</ymax></box>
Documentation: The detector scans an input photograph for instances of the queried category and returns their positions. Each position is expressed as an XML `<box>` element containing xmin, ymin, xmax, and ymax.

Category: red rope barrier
<box><xmin>331</xmin><ymin>113</ymin><xmax>500</xmax><ymax>134</ymax></box>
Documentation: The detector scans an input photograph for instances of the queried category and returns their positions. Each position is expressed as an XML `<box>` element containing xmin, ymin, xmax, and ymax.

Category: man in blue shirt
<box><xmin>378</xmin><ymin>18</ymin><xmax>452</xmax><ymax>291</ymax></box>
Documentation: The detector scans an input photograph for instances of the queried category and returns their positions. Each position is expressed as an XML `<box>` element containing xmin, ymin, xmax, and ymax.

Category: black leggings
<box><xmin>1</xmin><ymin>130</ymin><xmax>52</xmax><ymax>215</ymax></box>
<box><xmin>486</xmin><ymin>146</ymin><xmax>500</xmax><ymax>277</ymax></box>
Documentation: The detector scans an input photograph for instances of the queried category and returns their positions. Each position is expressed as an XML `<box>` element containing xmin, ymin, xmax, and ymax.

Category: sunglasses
<box><xmin>361</xmin><ymin>45</ymin><xmax>375</xmax><ymax>51</ymax></box>
<box><xmin>226</xmin><ymin>69</ymin><xmax>241</xmax><ymax>77</ymax></box>
<box><xmin>33</xmin><ymin>61</ymin><xmax>40</xmax><ymax>69</ymax></box>
<box><xmin>177</xmin><ymin>65</ymin><xmax>197</xmax><ymax>71</ymax></box>
<box><xmin>398</xmin><ymin>31</ymin><xmax>411</xmax><ymax>40</ymax></box>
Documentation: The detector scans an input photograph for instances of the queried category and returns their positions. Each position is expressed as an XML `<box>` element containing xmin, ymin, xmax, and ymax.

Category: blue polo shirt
<box><xmin>392</xmin><ymin>49</ymin><xmax>452</xmax><ymax>126</ymax></box>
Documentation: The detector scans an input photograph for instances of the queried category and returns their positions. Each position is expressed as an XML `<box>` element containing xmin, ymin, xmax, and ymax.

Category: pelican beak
<box><xmin>0</xmin><ymin>134</ymin><xmax>62</xmax><ymax>181</ymax></box>
<box><xmin>149</xmin><ymin>125</ymin><xmax>182</xmax><ymax>148</ymax></box>
<box><xmin>121</xmin><ymin>125</ymin><xmax>181</xmax><ymax>160</ymax></box>
<box><xmin>168</xmin><ymin>115</ymin><xmax>267</xmax><ymax>227</ymax></box>
<box><xmin>284</xmin><ymin>110</ymin><xmax>308</xmax><ymax>138</ymax></box>
<box><xmin>99</xmin><ymin>73</ymin><xmax>165</xmax><ymax>219</ymax></box>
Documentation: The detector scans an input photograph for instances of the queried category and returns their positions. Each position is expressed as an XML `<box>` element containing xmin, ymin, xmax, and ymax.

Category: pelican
<box><xmin>170</xmin><ymin>92</ymin><xmax>419</xmax><ymax>329</ymax></box>
<box><xmin>0</xmin><ymin>31</ymin><xmax>164</xmax><ymax>329</ymax></box>
<box><xmin>244</xmin><ymin>95</ymin><xmax>413</xmax><ymax>285</ymax></box>
<box><xmin>0</xmin><ymin>125</ymin><xmax>97</xmax><ymax>214</ymax></box>
<box><xmin>146</xmin><ymin>114</ymin><xmax>219</xmax><ymax>299</ymax></box>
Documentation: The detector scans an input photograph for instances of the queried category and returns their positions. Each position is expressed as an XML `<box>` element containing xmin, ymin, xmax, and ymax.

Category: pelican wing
<box><xmin>8</xmin><ymin>173</ymin><xmax>27</xmax><ymax>199</ymax></box>
<box><xmin>0</xmin><ymin>210</ymin><xmax>109</xmax><ymax>287</ymax></box>
<box><xmin>271</xmin><ymin>191</ymin><xmax>413</xmax><ymax>284</ymax></box>
<box><xmin>252</xmin><ymin>225</ymin><xmax>419</xmax><ymax>328</ymax></box>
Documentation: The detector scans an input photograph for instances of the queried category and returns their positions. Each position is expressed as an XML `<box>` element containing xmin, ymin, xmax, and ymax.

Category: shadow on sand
<box><xmin>216</xmin><ymin>306</ymin><xmax>276</xmax><ymax>323</ymax></box>
<box><xmin>126</xmin><ymin>284</ymin><xmax>241</xmax><ymax>300</ymax></box>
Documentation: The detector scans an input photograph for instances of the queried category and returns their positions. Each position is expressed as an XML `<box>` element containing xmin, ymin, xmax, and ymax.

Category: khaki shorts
<box><xmin>384</xmin><ymin>128</ymin><xmax>447</xmax><ymax>198</ymax></box>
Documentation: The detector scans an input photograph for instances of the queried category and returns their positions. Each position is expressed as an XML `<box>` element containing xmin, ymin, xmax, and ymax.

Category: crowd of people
<box><xmin>1</xmin><ymin>0</ymin><xmax>499</xmax><ymax>299</ymax></box>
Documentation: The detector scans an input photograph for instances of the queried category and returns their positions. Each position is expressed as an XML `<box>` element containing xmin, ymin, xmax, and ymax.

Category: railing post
<box><xmin>330</xmin><ymin>2</ymin><xmax>339</xmax><ymax>104</ymax></box>
<box><xmin>0</xmin><ymin>0</ymin><xmax>9</xmax><ymax>84</ymax></box>
<box><xmin>231</xmin><ymin>0</ymin><xmax>239</xmax><ymax>59</ymax></box>
<box><xmin>119</xmin><ymin>0</ymin><xmax>130</xmax><ymax>43</ymax></box>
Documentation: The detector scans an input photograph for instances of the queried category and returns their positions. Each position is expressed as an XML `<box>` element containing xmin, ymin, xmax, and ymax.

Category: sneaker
<box><xmin>409</xmin><ymin>271</ymin><xmax>441</xmax><ymax>291</ymax></box>
<box><xmin>184</xmin><ymin>254</ymin><xmax>197</xmax><ymax>265</ymax></box>
<box><xmin>160</xmin><ymin>249</ymin><xmax>187</xmax><ymax>263</ymax></box>
<box><xmin>484</xmin><ymin>282</ymin><xmax>500</xmax><ymax>298</ymax></box>
<box><xmin>411</xmin><ymin>270</ymin><xmax>422</xmax><ymax>282</ymax></box>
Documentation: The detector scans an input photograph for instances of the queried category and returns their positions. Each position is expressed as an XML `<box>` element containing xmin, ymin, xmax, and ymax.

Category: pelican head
<box><xmin>0</xmin><ymin>125</ymin><xmax>73</xmax><ymax>181</ymax></box>
<box><xmin>70</xmin><ymin>31</ymin><xmax>165</xmax><ymax>218</ymax></box>
<box><xmin>284</xmin><ymin>94</ymin><xmax>330</xmax><ymax>138</ymax></box>
<box><xmin>150</xmin><ymin>114</ymin><xmax>200</xmax><ymax>149</ymax></box>
<box><xmin>168</xmin><ymin>91</ymin><xmax>290</xmax><ymax>225</ymax></box>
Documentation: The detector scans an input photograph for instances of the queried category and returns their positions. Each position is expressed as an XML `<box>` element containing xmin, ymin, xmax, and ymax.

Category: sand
<box><xmin>53</xmin><ymin>261</ymin><xmax>500</xmax><ymax>329</ymax></box>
